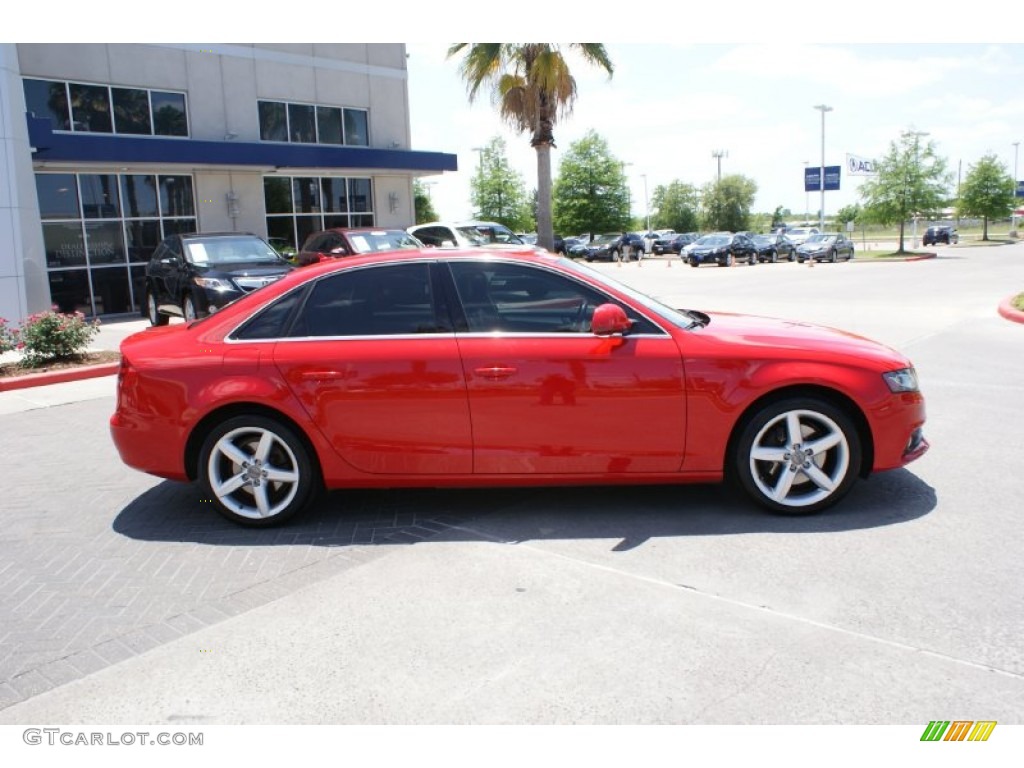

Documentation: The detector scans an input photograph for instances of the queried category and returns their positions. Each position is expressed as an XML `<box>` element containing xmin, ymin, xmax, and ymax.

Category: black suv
<box><xmin>922</xmin><ymin>226</ymin><xmax>959</xmax><ymax>246</ymax></box>
<box><xmin>143</xmin><ymin>232</ymin><xmax>294</xmax><ymax>325</ymax></box>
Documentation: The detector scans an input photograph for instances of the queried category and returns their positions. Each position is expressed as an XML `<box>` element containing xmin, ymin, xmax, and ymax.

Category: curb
<box><xmin>0</xmin><ymin>362</ymin><xmax>120</xmax><ymax>393</ymax></box>
<box><xmin>998</xmin><ymin>295</ymin><xmax>1024</xmax><ymax>325</ymax></box>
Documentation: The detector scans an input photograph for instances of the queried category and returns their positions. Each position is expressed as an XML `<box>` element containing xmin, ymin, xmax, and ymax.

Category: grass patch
<box><xmin>853</xmin><ymin>250</ymin><xmax>933</xmax><ymax>260</ymax></box>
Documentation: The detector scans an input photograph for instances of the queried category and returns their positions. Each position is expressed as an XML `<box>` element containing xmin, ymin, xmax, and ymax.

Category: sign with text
<box><xmin>1016</xmin><ymin>180</ymin><xmax>1024</xmax><ymax>198</ymax></box>
<box><xmin>805</xmin><ymin>166</ymin><xmax>841</xmax><ymax>192</ymax></box>
<box><xmin>846</xmin><ymin>153</ymin><xmax>877</xmax><ymax>175</ymax></box>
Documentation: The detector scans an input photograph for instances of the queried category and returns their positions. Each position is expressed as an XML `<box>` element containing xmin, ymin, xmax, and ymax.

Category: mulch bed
<box><xmin>0</xmin><ymin>350</ymin><xmax>122</xmax><ymax>379</ymax></box>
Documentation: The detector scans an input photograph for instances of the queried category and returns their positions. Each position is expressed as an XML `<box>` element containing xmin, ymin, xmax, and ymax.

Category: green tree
<box><xmin>858</xmin><ymin>132</ymin><xmax>951</xmax><ymax>252</ymax></box>
<box><xmin>413</xmin><ymin>180</ymin><xmax>438</xmax><ymax>224</ymax></box>
<box><xmin>834</xmin><ymin>203</ymin><xmax>862</xmax><ymax>227</ymax></box>
<box><xmin>447</xmin><ymin>43</ymin><xmax>614</xmax><ymax>251</ymax></box>
<box><xmin>700</xmin><ymin>175</ymin><xmax>758</xmax><ymax>232</ymax></box>
<box><xmin>770</xmin><ymin>206</ymin><xmax>790</xmax><ymax>229</ymax></box>
<box><xmin>470</xmin><ymin>136</ymin><xmax>532</xmax><ymax>231</ymax></box>
<box><xmin>958</xmin><ymin>153</ymin><xmax>1015</xmax><ymax>240</ymax></box>
<box><xmin>651</xmin><ymin>181</ymin><xmax>700</xmax><ymax>232</ymax></box>
<box><xmin>551</xmin><ymin>131</ymin><xmax>629</xmax><ymax>239</ymax></box>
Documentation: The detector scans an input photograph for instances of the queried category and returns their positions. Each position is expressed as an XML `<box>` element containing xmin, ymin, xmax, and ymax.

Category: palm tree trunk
<box><xmin>535</xmin><ymin>142</ymin><xmax>553</xmax><ymax>251</ymax></box>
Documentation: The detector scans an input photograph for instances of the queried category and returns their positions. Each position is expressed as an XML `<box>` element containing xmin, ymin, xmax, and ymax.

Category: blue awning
<box><xmin>27</xmin><ymin>116</ymin><xmax>457</xmax><ymax>174</ymax></box>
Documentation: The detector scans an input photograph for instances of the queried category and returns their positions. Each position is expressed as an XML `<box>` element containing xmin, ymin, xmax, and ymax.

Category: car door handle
<box><xmin>297</xmin><ymin>369</ymin><xmax>345</xmax><ymax>381</ymax></box>
<box><xmin>474</xmin><ymin>365</ymin><xmax>517</xmax><ymax>380</ymax></box>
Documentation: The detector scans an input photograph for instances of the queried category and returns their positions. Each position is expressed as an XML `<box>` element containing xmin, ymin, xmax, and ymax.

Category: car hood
<box><xmin>195</xmin><ymin>262</ymin><xmax>293</xmax><ymax>277</ymax></box>
<box><xmin>693</xmin><ymin>311</ymin><xmax>909</xmax><ymax>369</ymax></box>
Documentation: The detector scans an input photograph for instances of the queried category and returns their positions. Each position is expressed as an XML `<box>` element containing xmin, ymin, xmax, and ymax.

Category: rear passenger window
<box><xmin>289</xmin><ymin>263</ymin><xmax>448</xmax><ymax>337</ymax></box>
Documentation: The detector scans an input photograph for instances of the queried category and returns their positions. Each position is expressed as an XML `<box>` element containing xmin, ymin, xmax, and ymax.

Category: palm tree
<box><xmin>447</xmin><ymin>44</ymin><xmax>613</xmax><ymax>251</ymax></box>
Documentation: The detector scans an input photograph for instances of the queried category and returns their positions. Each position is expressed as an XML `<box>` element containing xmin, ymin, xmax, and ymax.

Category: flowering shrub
<box><xmin>0</xmin><ymin>317</ymin><xmax>19</xmax><ymax>355</ymax></box>
<box><xmin>18</xmin><ymin>308</ymin><xmax>100</xmax><ymax>365</ymax></box>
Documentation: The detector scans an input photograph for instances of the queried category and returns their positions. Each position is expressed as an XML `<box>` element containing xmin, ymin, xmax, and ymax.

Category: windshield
<box><xmin>805</xmin><ymin>234</ymin><xmax>835</xmax><ymax>244</ymax></box>
<box><xmin>695</xmin><ymin>235</ymin><xmax>730</xmax><ymax>247</ymax></box>
<box><xmin>752</xmin><ymin>235</ymin><xmax>772</xmax><ymax>245</ymax></box>
<box><xmin>185</xmin><ymin>236</ymin><xmax>283</xmax><ymax>266</ymax></box>
<box><xmin>591</xmin><ymin>234</ymin><xmax>618</xmax><ymax>245</ymax></box>
<box><xmin>560</xmin><ymin>257</ymin><xmax>699</xmax><ymax>330</ymax></box>
<box><xmin>456</xmin><ymin>224</ymin><xmax>524</xmax><ymax>245</ymax></box>
<box><xmin>347</xmin><ymin>231</ymin><xmax>423</xmax><ymax>254</ymax></box>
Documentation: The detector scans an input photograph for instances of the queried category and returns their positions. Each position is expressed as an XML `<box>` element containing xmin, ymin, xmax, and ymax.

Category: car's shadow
<box><xmin>112</xmin><ymin>469</ymin><xmax>936</xmax><ymax>549</ymax></box>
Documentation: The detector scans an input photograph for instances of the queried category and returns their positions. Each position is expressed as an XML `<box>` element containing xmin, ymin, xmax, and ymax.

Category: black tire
<box><xmin>183</xmin><ymin>293</ymin><xmax>198</xmax><ymax>322</ymax></box>
<box><xmin>146</xmin><ymin>287</ymin><xmax>168</xmax><ymax>327</ymax></box>
<box><xmin>199</xmin><ymin>415</ymin><xmax>319</xmax><ymax>527</ymax></box>
<box><xmin>689</xmin><ymin>259</ymin><xmax>699</xmax><ymax>268</ymax></box>
<box><xmin>749</xmin><ymin>252</ymin><xmax>757</xmax><ymax>265</ymax></box>
<box><xmin>732</xmin><ymin>397</ymin><xmax>862</xmax><ymax>515</ymax></box>
<box><xmin>829</xmin><ymin>248</ymin><xmax>837</xmax><ymax>263</ymax></box>
<box><xmin>719</xmin><ymin>253</ymin><xmax>734</xmax><ymax>267</ymax></box>
<box><xmin>771</xmin><ymin>250</ymin><xmax>778</xmax><ymax>264</ymax></box>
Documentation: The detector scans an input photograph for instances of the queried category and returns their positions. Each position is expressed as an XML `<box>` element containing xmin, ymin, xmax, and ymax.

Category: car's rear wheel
<box><xmin>720</xmin><ymin>253</ymin><xmax>734</xmax><ymax>267</ymax></box>
<box><xmin>733</xmin><ymin>398</ymin><xmax>861</xmax><ymax>515</ymax></box>
<box><xmin>146</xmin><ymin>288</ymin><xmax>168</xmax><ymax>327</ymax></box>
<box><xmin>199</xmin><ymin>415</ymin><xmax>319</xmax><ymax>527</ymax></box>
<box><xmin>830</xmin><ymin>248</ymin><xmax>837</xmax><ymax>263</ymax></box>
<box><xmin>183</xmin><ymin>294</ymin><xmax>198</xmax><ymax>322</ymax></box>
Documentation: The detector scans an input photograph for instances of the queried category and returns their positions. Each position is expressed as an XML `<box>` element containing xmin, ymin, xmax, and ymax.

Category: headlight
<box><xmin>883</xmin><ymin>367</ymin><xmax>919</xmax><ymax>393</ymax></box>
<box><xmin>194</xmin><ymin>277</ymin><xmax>233</xmax><ymax>290</ymax></box>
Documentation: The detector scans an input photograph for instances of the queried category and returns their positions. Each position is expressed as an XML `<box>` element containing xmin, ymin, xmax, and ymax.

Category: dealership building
<box><xmin>0</xmin><ymin>43</ymin><xmax>456</xmax><ymax>322</ymax></box>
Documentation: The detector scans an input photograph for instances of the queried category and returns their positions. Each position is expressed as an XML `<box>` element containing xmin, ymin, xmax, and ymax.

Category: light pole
<box><xmin>813</xmin><ymin>105</ymin><xmax>832</xmax><ymax>231</ymax></box>
<box><xmin>903</xmin><ymin>130</ymin><xmax>929</xmax><ymax>247</ymax></box>
<box><xmin>711</xmin><ymin>149</ymin><xmax>727</xmax><ymax>181</ymax></box>
<box><xmin>620</xmin><ymin>161</ymin><xmax>633</xmax><ymax>227</ymax></box>
<box><xmin>641</xmin><ymin>173</ymin><xmax>650</xmax><ymax>232</ymax></box>
<box><xmin>1012</xmin><ymin>141</ymin><xmax>1020</xmax><ymax>235</ymax></box>
<box><xmin>803</xmin><ymin>160</ymin><xmax>809</xmax><ymax>224</ymax></box>
<box><xmin>471</xmin><ymin>146</ymin><xmax>485</xmax><ymax>217</ymax></box>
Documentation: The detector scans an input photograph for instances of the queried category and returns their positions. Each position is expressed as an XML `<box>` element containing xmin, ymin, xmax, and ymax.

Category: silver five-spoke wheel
<box><xmin>199</xmin><ymin>416</ymin><xmax>317</xmax><ymax>526</ymax></box>
<box><xmin>734</xmin><ymin>398</ymin><xmax>861</xmax><ymax>514</ymax></box>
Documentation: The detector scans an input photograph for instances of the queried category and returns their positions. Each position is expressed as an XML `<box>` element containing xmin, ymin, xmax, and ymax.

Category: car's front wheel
<box><xmin>733</xmin><ymin>398</ymin><xmax>862</xmax><ymax>515</ymax></box>
<box><xmin>146</xmin><ymin>288</ymin><xmax>168</xmax><ymax>327</ymax></box>
<box><xmin>199</xmin><ymin>415</ymin><xmax>319</xmax><ymax>526</ymax></box>
<box><xmin>183</xmin><ymin>294</ymin><xmax>198</xmax><ymax>322</ymax></box>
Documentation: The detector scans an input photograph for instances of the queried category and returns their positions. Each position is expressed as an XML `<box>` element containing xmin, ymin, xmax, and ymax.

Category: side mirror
<box><xmin>591</xmin><ymin>303</ymin><xmax>633</xmax><ymax>336</ymax></box>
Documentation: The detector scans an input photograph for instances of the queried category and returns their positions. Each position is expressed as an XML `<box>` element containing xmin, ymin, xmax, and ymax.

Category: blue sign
<box><xmin>1016</xmin><ymin>180</ymin><xmax>1024</xmax><ymax>198</ymax></box>
<box><xmin>805</xmin><ymin>166</ymin><xmax>841</xmax><ymax>192</ymax></box>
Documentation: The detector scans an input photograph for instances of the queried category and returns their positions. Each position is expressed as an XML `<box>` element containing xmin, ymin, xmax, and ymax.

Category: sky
<box><xmin>408</xmin><ymin>42</ymin><xmax>1024</xmax><ymax>227</ymax></box>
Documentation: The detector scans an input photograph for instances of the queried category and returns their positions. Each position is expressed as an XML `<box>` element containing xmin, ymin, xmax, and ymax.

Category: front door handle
<box><xmin>297</xmin><ymin>369</ymin><xmax>345</xmax><ymax>381</ymax></box>
<box><xmin>474</xmin><ymin>365</ymin><xmax>517</xmax><ymax>380</ymax></box>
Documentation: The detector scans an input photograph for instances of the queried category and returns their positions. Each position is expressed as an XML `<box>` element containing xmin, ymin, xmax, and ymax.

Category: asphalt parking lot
<box><xmin>1</xmin><ymin>243</ymin><xmax>1022</xmax><ymax>724</ymax></box>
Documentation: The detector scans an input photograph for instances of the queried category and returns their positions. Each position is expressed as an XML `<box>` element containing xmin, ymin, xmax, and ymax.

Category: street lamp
<box><xmin>620</xmin><ymin>161</ymin><xmax>633</xmax><ymax>226</ymax></box>
<box><xmin>803</xmin><ymin>160</ymin><xmax>809</xmax><ymax>224</ymax></box>
<box><xmin>712</xmin><ymin>149</ymin><xmax>727</xmax><ymax>181</ymax></box>
<box><xmin>903</xmin><ymin>130</ymin><xmax>929</xmax><ymax>247</ymax></box>
<box><xmin>641</xmin><ymin>173</ymin><xmax>650</xmax><ymax>232</ymax></box>
<box><xmin>1012</xmin><ymin>141</ymin><xmax>1020</xmax><ymax>235</ymax></box>
<box><xmin>813</xmin><ymin>105</ymin><xmax>832</xmax><ymax>230</ymax></box>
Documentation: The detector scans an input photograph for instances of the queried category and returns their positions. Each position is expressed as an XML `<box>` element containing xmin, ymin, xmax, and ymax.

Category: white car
<box><xmin>408</xmin><ymin>221</ymin><xmax>544</xmax><ymax>252</ymax></box>
<box><xmin>785</xmin><ymin>227</ymin><xmax>820</xmax><ymax>247</ymax></box>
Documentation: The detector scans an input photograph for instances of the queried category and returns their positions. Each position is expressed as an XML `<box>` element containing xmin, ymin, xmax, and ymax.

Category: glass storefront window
<box><xmin>266</xmin><ymin>217</ymin><xmax>297</xmax><ymax>253</ymax></box>
<box><xmin>292</xmin><ymin>178</ymin><xmax>322</xmax><ymax>214</ymax></box>
<box><xmin>321</xmin><ymin>178</ymin><xmax>348</xmax><ymax>213</ymax></box>
<box><xmin>120</xmin><ymin>175</ymin><xmax>159</xmax><ymax>218</ymax></box>
<box><xmin>112</xmin><ymin>87</ymin><xmax>151</xmax><ymax>134</ymax></box>
<box><xmin>348</xmin><ymin>178</ymin><xmax>372</xmax><ymax>212</ymax></box>
<box><xmin>47</xmin><ymin>269</ymin><xmax>92</xmax><ymax>315</ymax></box>
<box><xmin>69</xmin><ymin>83</ymin><xmax>113</xmax><ymax>133</ymax></box>
<box><xmin>151</xmin><ymin>91</ymin><xmax>188</xmax><ymax>136</ymax></box>
<box><xmin>160</xmin><ymin>176</ymin><xmax>195</xmax><ymax>218</ymax></box>
<box><xmin>23</xmin><ymin>79</ymin><xmax>70</xmax><ymax>131</ymax></box>
<box><xmin>36</xmin><ymin>172</ymin><xmax>196</xmax><ymax>316</ymax></box>
<box><xmin>259</xmin><ymin>101</ymin><xmax>287</xmax><ymax>142</ymax></box>
<box><xmin>80</xmin><ymin>174</ymin><xmax>121</xmax><ymax>219</ymax></box>
<box><xmin>288</xmin><ymin>104</ymin><xmax>316</xmax><ymax>143</ymax></box>
<box><xmin>124</xmin><ymin>220</ymin><xmax>162</xmax><ymax>263</ymax></box>
<box><xmin>343</xmin><ymin>109</ymin><xmax>369</xmax><ymax>146</ymax></box>
<box><xmin>43</xmin><ymin>223</ymin><xmax>87</xmax><ymax>269</ymax></box>
<box><xmin>316</xmin><ymin>106</ymin><xmax>342</xmax><ymax>145</ymax></box>
<box><xmin>264</xmin><ymin>178</ymin><xmax>292</xmax><ymax>214</ymax></box>
<box><xmin>36</xmin><ymin>174</ymin><xmax>80</xmax><ymax>220</ymax></box>
<box><xmin>85</xmin><ymin>221</ymin><xmax>127</xmax><ymax>265</ymax></box>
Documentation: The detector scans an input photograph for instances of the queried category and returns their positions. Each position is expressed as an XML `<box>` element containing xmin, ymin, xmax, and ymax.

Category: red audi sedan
<box><xmin>110</xmin><ymin>250</ymin><xmax>928</xmax><ymax>526</ymax></box>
